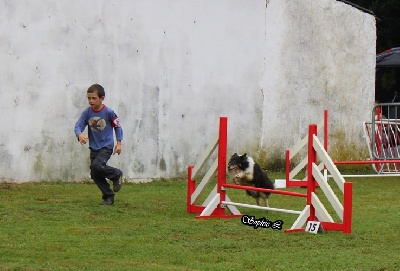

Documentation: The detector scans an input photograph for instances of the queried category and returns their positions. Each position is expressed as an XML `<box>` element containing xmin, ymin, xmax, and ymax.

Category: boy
<box><xmin>74</xmin><ymin>84</ymin><xmax>124</xmax><ymax>205</ymax></box>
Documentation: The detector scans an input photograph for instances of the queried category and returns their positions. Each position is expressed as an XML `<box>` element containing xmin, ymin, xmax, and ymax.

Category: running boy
<box><xmin>74</xmin><ymin>84</ymin><xmax>124</xmax><ymax>205</ymax></box>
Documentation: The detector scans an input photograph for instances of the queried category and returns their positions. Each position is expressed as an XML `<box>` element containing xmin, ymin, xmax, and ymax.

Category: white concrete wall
<box><xmin>0</xmin><ymin>0</ymin><xmax>376</xmax><ymax>182</ymax></box>
<box><xmin>260</xmin><ymin>0</ymin><xmax>376</xmax><ymax>161</ymax></box>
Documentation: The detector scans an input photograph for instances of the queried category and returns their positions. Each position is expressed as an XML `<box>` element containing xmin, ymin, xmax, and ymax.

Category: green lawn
<box><xmin>0</xmin><ymin>172</ymin><xmax>399</xmax><ymax>270</ymax></box>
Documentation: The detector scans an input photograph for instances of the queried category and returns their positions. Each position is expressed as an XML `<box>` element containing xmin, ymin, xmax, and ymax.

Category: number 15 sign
<box><xmin>305</xmin><ymin>221</ymin><xmax>322</xmax><ymax>234</ymax></box>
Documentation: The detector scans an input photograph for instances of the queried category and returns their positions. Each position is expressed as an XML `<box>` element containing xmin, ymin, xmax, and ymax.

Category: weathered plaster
<box><xmin>0</xmin><ymin>0</ymin><xmax>376</xmax><ymax>182</ymax></box>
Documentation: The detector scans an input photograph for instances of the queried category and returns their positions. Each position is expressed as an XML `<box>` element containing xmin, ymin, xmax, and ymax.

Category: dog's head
<box><xmin>228</xmin><ymin>153</ymin><xmax>249</xmax><ymax>172</ymax></box>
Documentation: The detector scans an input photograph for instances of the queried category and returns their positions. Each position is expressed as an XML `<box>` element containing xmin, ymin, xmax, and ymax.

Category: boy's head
<box><xmin>87</xmin><ymin>84</ymin><xmax>105</xmax><ymax>98</ymax></box>
<box><xmin>87</xmin><ymin>84</ymin><xmax>105</xmax><ymax>111</ymax></box>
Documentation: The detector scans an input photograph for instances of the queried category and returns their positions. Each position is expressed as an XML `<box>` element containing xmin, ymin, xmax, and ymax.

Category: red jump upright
<box><xmin>187</xmin><ymin>117</ymin><xmax>353</xmax><ymax>234</ymax></box>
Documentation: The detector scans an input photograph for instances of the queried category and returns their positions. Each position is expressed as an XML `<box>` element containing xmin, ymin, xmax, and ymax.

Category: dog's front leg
<box><xmin>244</xmin><ymin>172</ymin><xmax>254</xmax><ymax>181</ymax></box>
<box><xmin>232</xmin><ymin>177</ymin><xmax>240</xmax><ymax>185</ymax></box>
<box><xmin>255</xmin><ymin>197</ymin><xmax>261</xmax><ymax>206</ymax></box>
<box><xmin>265</xmin><ymin>198</ymin><xmax>269</xmax><ymax>208</ymax></box>
<box><xmin>235</xmin><ymin>172</ymin><xmax>245</xmax><ymax>179</ymax></box>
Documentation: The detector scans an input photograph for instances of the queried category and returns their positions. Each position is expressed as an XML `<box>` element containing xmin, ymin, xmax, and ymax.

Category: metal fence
<box><xmin>364</xmin><ymin>103</ymin><xmax>400</xmax><ymax>173</ymax></box>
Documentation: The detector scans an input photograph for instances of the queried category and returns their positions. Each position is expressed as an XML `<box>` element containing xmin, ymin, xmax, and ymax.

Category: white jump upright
<box><xmin>187</xmin><ymin>119</ymin><xmax>353</xmax><ymax>234</ymax></box>
<box><xmin>288</xmin><ymin>109</ymin><xmax>400</xmax><ymax>179</ymax></box>
<box><xmin>284</xmin><ymin>110</ymin><xmax>328</xmax><ymax>188</ymax></box>
<box><xmin>187</xmin><ymin>117</ymin><xmax>240</xmax><ymax>216</ymax></box>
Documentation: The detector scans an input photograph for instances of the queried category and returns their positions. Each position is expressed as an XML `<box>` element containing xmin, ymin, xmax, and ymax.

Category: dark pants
<box><xmin>90</xmin><ymin>148</ymin><xmax>121</xmax><ymax>201</ymax></box>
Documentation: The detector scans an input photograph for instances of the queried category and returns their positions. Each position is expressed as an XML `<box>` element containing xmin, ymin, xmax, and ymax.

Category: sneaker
<box><xmin>99</xmin><ymin>198</ymin><xmax>114</xmax><ymax>205</ymax></box>
<box><xmin>113</xmin><ymin>172</ymin><xmax>123</xmax><ymax>192</ymax></box>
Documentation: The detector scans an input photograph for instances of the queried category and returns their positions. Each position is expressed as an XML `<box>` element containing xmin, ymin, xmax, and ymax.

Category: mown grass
<box><xmin>0</xmin><ymin>172</ymin><xmax>399</xmax><ymax>271</ymax></box>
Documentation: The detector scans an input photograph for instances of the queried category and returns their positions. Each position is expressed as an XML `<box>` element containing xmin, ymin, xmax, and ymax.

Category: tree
<box><xmin>349</xmin><ymin>0</ymin><xmax>400</xmax><ymax>102</ymax></box>
<box><xmin>349</xmin><ymin>0</ymin><xmax>400</xmax><ymax>52</ymax></box>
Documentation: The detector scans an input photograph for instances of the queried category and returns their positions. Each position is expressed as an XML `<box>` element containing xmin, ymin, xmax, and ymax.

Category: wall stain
<box><xmin>33</xmin><ymin>155</ymin><xmax>44</xmax><ymax>174</ymax></box>
<box><xmin>159</xmin><ymin>157</ymin><xmax>166</xmax><ymax>171</ymax></box>
<box><xmin>239</xmin><ymin>127</ymin><xmax>369</xmax><ymax>172</ymax></box>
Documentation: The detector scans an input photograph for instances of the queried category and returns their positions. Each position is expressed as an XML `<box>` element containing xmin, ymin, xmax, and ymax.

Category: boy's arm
<box><xmin>113</xmin><ymin>126</ymin><xmax>123</xmax><ymax>155</ymax></box>
<box><xmin>77</xmin><ymin>134</ymin><xmax>89</xmax><ymax>145</ymax></box>
<box><xmin>111</xmin><ymin>114</ymin><xmax>123</xmax><ymax>155</ymax></box>
<box><xmin>74</xmin><ymin>110</ymin><xmax>89</xmax><ymax>144</ymax></box>
<box><xmin>114</xmin><ymin>140</ymin><xmax>122</xmax><ymax>155</ymax></box>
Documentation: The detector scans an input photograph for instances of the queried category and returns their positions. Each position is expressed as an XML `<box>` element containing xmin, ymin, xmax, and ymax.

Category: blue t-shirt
<box><xmin>74</xmin><ymin>105</ymin><xmax>123</xmax><ymax>150</ymax></box>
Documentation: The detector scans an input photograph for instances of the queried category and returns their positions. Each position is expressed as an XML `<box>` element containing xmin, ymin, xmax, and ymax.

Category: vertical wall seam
<box><xmin>258</xmin><ymin>0</ymin><xmax>269</xmax><ymax>154</ymax></box>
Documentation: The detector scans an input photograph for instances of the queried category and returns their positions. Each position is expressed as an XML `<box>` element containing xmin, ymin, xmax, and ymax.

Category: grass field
<box><xmin>0</xmin><ymin>172</ymin><xmax>399</xmax><ymax>271</ymax></box>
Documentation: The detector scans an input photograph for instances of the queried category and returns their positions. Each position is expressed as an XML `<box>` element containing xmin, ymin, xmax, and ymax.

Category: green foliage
<box><xmin>0</xmin><ymin>173</ymin><xmax>399</xmax><ymax>270</ymax></box>
<box><xmin>350</xmin><ymin>0</ymin><xmax>400</xmax><ymax>52</ymax></box>
<box><xmin>350</xmin><ymin>0</ymin><xmax>400</xmax><ymax>102</ymax></box>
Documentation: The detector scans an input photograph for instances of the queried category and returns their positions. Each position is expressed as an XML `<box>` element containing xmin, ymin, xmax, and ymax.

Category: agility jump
<box><xmin>283</xmin><ymin>110</ymin><xmax>328</xmax><ymax>188</ymax></box>
<box><xmin>286</xmin><ymin>109</ymin><xmax>400</xmax><ymax>181</ymax></box>
<box><xmin>187</xmin><ymin>117</ymin><xmax>353</xmax><ymax>234</ymax></box>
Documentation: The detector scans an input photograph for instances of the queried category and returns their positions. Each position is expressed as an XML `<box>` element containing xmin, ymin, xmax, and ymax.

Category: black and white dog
<box><xmin>227</xmin><ymin>153</ymin><xmax>275</xmax><ymax>207</ymax></box>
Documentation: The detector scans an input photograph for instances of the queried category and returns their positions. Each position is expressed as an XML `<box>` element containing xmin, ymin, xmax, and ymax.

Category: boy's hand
<box><xmin>78</xmin><ymin>134</ymin><xmax>89</xmax><ymax>145</ymax></box>
<box><xmin>114</xmin><ymin>141</ymin><xmax>122</xmax><ymax>155</ymax></box>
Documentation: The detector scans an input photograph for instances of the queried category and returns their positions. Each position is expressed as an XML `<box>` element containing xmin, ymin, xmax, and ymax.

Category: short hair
<box><xmin>87</xmin><ymin>84</ymin><xmax>105</xmax><ymax>98</ymax></box>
